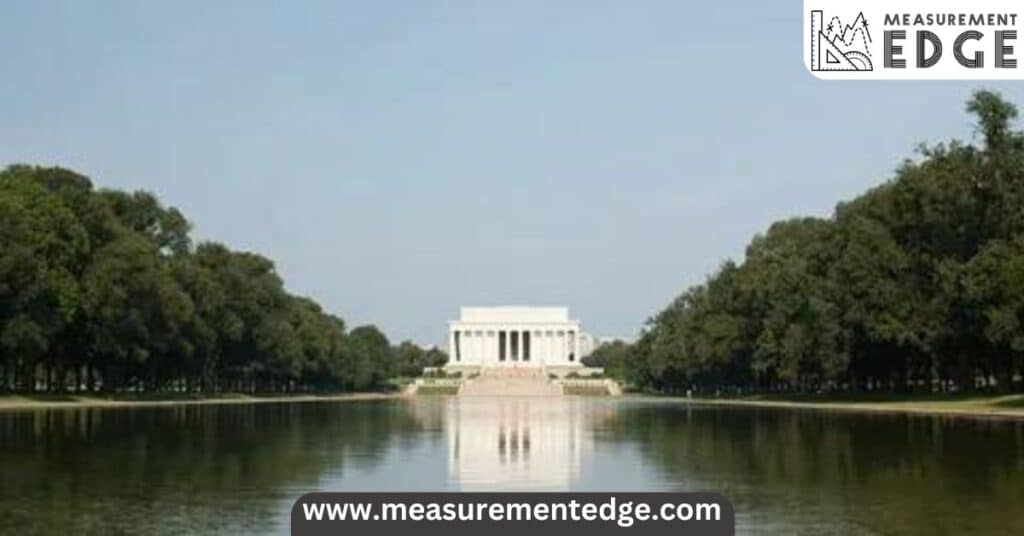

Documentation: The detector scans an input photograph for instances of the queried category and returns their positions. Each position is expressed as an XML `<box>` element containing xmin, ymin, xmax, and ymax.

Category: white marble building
<box><xmin>447</xmin><ymin>306</ymin><xmax>584</xmax><ymax>368</ymax></box>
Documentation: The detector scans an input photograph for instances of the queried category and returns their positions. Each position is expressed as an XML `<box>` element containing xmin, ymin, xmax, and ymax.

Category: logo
<box><xmin>804</xmin><ymin>0</ymin><xmax>1024</xmax><ymax>80</ymax></box>
<box><xmin>809</xmin><ymin>10</ymin><xmax>873</xmax><ymax>71</ymax></box>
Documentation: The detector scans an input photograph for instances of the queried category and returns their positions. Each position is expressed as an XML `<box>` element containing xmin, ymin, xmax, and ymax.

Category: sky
<box><xmin>2</xmin><ymin>1</ymin><xmax>1023</xmax><ymax>347</ymax></box>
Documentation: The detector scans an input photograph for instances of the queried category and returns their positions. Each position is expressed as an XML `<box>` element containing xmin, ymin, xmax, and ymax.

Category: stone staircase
<box><xmin>458</xmin><ymin>367</ymin><xmax>563</xmax><ymax>397</ymax></box>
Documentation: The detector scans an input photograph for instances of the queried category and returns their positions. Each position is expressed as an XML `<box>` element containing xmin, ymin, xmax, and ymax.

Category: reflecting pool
<box><xmin>1</xmin><ymin>397</ymin><xmax>1022</xmax><ymax>534</ymax></box>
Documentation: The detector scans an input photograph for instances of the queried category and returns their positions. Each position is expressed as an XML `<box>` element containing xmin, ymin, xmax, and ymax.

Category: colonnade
<box><xmin>449</xmin><ymin>326</ymin><xmax>580</xmax><ymax>366</ymax></box>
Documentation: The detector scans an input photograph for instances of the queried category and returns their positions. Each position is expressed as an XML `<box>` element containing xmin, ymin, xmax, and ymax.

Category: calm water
<box><xmin>1</xmin><ymin>397</ymin><xmax>1023</xmax><ymax>535</ymax></box>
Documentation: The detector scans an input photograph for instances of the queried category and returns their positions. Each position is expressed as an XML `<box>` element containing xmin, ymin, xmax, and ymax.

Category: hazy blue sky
<box><xmin>2</xmin><ymin>1</ymin><xmax>1022</xmax><ymax>346</ymax></box>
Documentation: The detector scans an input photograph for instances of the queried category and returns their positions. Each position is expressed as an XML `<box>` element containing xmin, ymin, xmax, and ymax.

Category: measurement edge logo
<box><xmin>803</xmin><ymin>0</ymin><xmax>1024</xmax><ymax>79</ymax></box>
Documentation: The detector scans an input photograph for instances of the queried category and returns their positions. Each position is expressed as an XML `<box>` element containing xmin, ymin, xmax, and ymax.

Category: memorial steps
<box><xmin>457</xmin><ymin>367</ymin><xmax>564</xmax><ymax>397</ymax></box>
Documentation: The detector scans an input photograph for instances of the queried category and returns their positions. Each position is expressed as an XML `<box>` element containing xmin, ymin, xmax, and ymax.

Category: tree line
<box><xmin>601</xmin><ymin>91</ymin><xmax>1024</xmax><ymax>394</ymax></box>
<box><xmin>0</xmin><ymin>165</ymin><xmax>445</xmax><ymax>394</ymax></box>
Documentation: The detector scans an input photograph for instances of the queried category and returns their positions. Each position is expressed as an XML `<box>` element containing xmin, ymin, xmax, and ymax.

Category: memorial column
<box><xmin>449</xmin><ymin>328</ymin><xmax>458</xmax><ymax>363</ymax></box>
<box><xmin>503</xmin><ymin>327</ymin><xmax>511</xmax><ymax>364</ymax></box>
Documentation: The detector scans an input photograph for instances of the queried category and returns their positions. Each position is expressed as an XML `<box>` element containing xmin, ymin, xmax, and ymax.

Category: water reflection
<box><xmin>0</xmin><ymin>399</ymin><xmax>1022</xmax><ymax>535</ymax></box>
<box><xmin>445</xmin><ymin>397</ymin><xmax>592</xmax><ymax>490</ymax></box>
<box><xmin>0</xmin><ymin>402</ymin><xmax>427</xmax><ymax>534</ymax></box>
<box><xmin>597</xmin><ymin>402</ymin><xmax>1024</xmax><ymax>534</ymax></box>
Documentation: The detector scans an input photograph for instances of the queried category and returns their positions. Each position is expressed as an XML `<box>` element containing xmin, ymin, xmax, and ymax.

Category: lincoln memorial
<box><xmin>446</xmin><ymin>306</ymin><xmax>585</xmax><ymax>370</ymax></box>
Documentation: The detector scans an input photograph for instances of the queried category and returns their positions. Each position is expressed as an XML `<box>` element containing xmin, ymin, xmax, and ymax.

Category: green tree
<box><xmin>627</xmin><ymin>90</ymin><xmax>1024</xmax><ymax>395</ymax></box>
<box><xmin>0</xmin><ymin>164</ymin><xmax>400</xmax><ymax>395</ymax></box>
<box><xmin>343</xmin><ymin>326</ymin><xmax>392</xmax><ymax>391</ymax></box>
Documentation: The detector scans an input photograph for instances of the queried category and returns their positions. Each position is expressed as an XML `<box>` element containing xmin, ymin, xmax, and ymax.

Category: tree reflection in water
<box><xmin>597</xmin><ymin>402</ymin><xmax>1024</xmax><ymax>534</ymax></box>
<box><xmin>0</xmin><ymin>401</ymin><xmax>425</xmax><ymax>534</ymax></box>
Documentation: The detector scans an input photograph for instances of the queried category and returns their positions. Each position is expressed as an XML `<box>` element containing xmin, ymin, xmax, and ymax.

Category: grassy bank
<box><xmin>673</xmin><ymin>392</ymin><xmax>1024</xmax><ymax>419</ymax></box>
<box><xmin>414</xmin><ymin>384</ymin><xmax>460</xmax><ymax>395</ymax></box>
<box><xmin>0</xmin><ymin>391</ymin><xmax>400</xmax><ymax>412</ymax></box>
<box><xmin>562</xmin><ymin>384</ymin><xmax>613</xmax><ymax>396</ymax></box>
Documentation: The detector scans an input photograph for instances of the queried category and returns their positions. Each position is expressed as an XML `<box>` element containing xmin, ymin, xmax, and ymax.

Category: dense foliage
<box><xmin>0</xmin><ymin>166</ymin><xmax>444</xmax><ymax>393</ymax></box>
<box><xmin>618</xmin><ymin>91</ymin><xmax>1024</xmax><ymax>394</ymax></box>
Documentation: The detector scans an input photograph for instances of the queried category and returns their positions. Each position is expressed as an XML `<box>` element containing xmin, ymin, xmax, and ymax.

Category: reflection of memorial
<box><xmin>446</xmin><ymin>397</ymin><xmax>591</xmax><ymax>490</ymax></box>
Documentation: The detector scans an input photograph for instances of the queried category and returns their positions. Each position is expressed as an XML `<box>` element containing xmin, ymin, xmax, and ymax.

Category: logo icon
<box><xmin>809</xmin><ymin>10</ymin><xmax>873</xmax><ymax>71</ymax></box>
